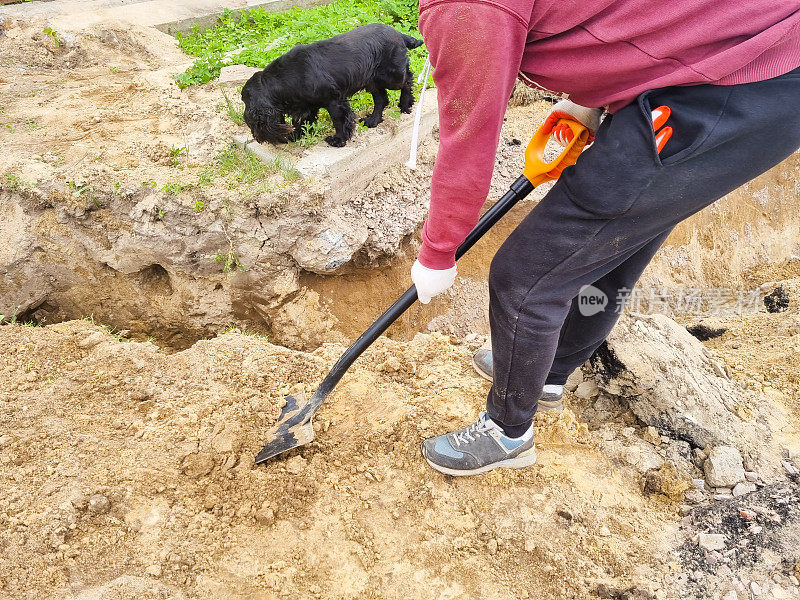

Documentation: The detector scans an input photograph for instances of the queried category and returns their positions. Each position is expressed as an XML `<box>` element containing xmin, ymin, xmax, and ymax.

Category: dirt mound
<box><xmin>1</xmin><ymin>320</ymin><xmax>680</xmax><ymax>600</ymax></box>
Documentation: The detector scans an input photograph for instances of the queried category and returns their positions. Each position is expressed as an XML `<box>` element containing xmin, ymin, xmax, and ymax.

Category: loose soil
<box><xmin>1</xmin><ymin>321</ymin><xmax>677</xmax><ymax>600</ymax></box>
<box><xmin>2</xmin><ymin>280</ymin><xmax>800</xmax><ymax>599</ymax></box>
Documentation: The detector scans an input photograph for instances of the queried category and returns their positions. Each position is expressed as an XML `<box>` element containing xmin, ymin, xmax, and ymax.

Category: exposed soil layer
<box><xmin>0</xmin><ymin>321</ymin><xmax>676</xmax><ymax>600</ymax></box>
<box><xmin>2</xmin><ymin>287</ymin><xmax>800</xmax><ymax>599</ymax></box>
<box><xmin>2</xmin><ymin>16</ymin><xmax>799</xmax><ymax>351</ymax></box>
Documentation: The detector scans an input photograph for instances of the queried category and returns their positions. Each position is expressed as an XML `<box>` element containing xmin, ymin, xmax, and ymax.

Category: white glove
<box><xmin>546</xmin><ymin>99</ymin><xmax>603</xmax><ymax>145</ymax></box>
<box><xmin>411</xmin><ymin>259</ymin><xmax>457</xmax><ymax>304</ymax></box>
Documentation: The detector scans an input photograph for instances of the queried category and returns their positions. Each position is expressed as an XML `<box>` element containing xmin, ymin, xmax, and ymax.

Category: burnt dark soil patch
<box><xmin>764</xmin><ymin>286</ymin><xmax>790</xmax><ymax>314</ymax></box>
<box><xmin>679</xmin><ymin>481</ymin><xmax>800</xmax><ymax>596</ymax></box>
<box><xmin>686</xmin><ymin>324</ymin><xmax>727</xmax><ymax>341</ymax></box>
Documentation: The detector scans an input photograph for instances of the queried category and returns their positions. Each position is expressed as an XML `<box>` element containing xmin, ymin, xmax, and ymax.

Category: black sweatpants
<box><xmin>487</xmin><ymin>67</ymin><xmax>800</xmax><ymax>437</ymax></box>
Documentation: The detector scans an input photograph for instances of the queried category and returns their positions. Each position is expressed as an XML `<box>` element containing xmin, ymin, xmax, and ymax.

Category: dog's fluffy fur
<box><xmin>241</xmin><ymin>23</ymin><xmax>424</xmax><ymax>147</ymax></box>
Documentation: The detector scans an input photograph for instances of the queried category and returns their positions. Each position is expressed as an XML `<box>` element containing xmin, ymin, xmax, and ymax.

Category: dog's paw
<box><xmin>399</xmin><ymin>104</ymin><xmax>413</xmax><ymax>114</ymax></box>
<box><xmin>359</xmin><ymin>116</ymin><xmax>382</xmax><ymax>128</ymax></box>
<box><xmin>325</xmin><ymin>135</ymin><xmax>347</xmax><ymax>147</ymax></box>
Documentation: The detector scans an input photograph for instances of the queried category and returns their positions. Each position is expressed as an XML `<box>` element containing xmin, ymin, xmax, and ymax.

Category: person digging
<box><xmin>411</xmin><ymin>0</ymin><xmax>800</xmax><ymax>476</ymax></box>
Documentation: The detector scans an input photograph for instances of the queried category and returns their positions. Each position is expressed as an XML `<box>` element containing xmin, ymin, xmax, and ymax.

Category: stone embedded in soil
<box><xmin>591</xmin><ymin>314</ymin><xmax>783</xmax><ymax>477</ymax></box>
<box><xmin>697</xmin><ymin>532</ymin><xmax>727</xmax><ymax>551</ymax></box>
<box><xmin>704</xmin><ymin>446</ymin><xmax>746</xmax><ymax>488</ymax></box>
<box><xmin>87</xmin><ymin>494</ymin><xmax>111</xmax><ymax>515</ymax></box>
<box><xmin>255</xmin><ymin>506</ymin><xmax>275</xmax><ymax>526</ymax></box>
<box><xmin>285</xmin><ymin>455</ymin><xmax>307</xmax><ymax>475</ymax></box>
<box><xmin>574</xmin><ymin>379</ymin><xmax>599</xmax><ymax>399</ymax></box>
<box><xmin>642</xmin><ymin>463</ymin><xmax>690</xmax><ymax>500</ymax></box>
<box><xmin>218</xmin><ymin>64</ymin><xmax>260</xmax><ymax>85</ymax></box>
<box><xmin>763</xmin><ymin>286</ymin><xmax>790</xmax><ymax>313</ymax></box>
<box><xmin>145</xmin><ymin>564</ymin><xmax>162</xmax><ymax>577</ymax></box>
<box><xmin>732</xmin><ymin>482</ymin><xmax>757</xmax><ymax>497</ymax></box>
<box><xmin>181</xmin><ymin>452</ymin><xmax>214</xmax><ymax>478</ymax></box>
<box><xmin>78</xmin><ymin>331</ymin><xmax>106</xmax><ymax>349</ymax></box>
<box><xmin>642</xmin><ymin>426</ymin><xmax>662</xmax><ymax>446</ymax></box>
<box><xmin>685</xmin><ymin>489</ymin><xmax>706</xmax><ymax>504</ymax></box>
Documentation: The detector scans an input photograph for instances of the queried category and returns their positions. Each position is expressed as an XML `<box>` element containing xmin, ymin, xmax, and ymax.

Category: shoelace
<box><xmin>451</xmin><ymin>412</ymin><xmax>499</xmax><ymax>447</ymax></box>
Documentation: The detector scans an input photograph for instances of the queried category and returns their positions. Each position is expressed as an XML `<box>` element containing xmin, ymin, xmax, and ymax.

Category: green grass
<box><xmin>217</xmin><ymin>144</ymin><xmax>297</xmax><ymax>189</ymax></box>
<box><xmin>219</xmin><ymin>87</ymin><xmax>244</xmax><ymax>125</ymax></box>
<box><xmin>174</xmin><ymin>0</ymin><xmax>426</xmax><ymax>97</ymax></box>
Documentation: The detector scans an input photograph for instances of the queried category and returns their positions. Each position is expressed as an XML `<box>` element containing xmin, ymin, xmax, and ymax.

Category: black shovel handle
<box><xmin>305</xmin><ymin>175</ymin><xmax>535</xmax><ymax>412</ymax></box>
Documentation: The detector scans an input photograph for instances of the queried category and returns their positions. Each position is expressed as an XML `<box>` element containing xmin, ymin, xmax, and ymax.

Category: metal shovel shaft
<box><xmin>255</xmin><ymin>175</ymin><xmax>535</xmax><ymax>463</ymax></box>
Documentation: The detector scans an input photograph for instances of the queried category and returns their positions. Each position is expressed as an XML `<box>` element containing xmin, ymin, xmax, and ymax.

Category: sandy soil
<box><xmin>0</xmin><ymin>320</ymin><xmax>683</xmax><ymax>600</ymax></box>
<box><xmin>2</xmin><ymin>281</ymin><xmax>800</xmax><ymax>600</ymax></box>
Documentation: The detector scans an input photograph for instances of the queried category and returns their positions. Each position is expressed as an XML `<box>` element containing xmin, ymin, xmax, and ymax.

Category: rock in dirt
<box><xmin>697</xmin><ymin>532</ymin><xmax>726</xmax><ymax>551</ymax></box>
<box><xmin>642</xmin><ymin>463</ymin><xmax>690</xmax><ymax>500</ymax></box>
<box><xmin>763</xmin><ymin>286</ymin><xmax>790</xmax><ymax>313</ymax></box>
<box><xmin>78</xmin><ymin>331</ymin><xmax>106</xmax><ymax>349</ymax></box>
<box><xmin>218</xmin><ymin>64</ymin><xmax>260</xmax><ymax>86</ymax></box>
<box><xmin>68</xmin><ymin>575</ymin><xmax>186</xmax><ymax>600</ymax></box>
<box><xmin>704</xmin><ymin>446</ymin><xmax>746</xmax><ymax>488</ymax></box>
<box><xmin>181</xmin><ymin>452</ymin><xmax>214</xmax><ymax>478</ymax></box>
<box><xmin>590</xmin><ymin>314</ymin><xmax>782</xmax><ymax>474</ymax></box>
<box><xmin>732</xmin><ymin>482</ymin><xmax>757</xmax><ymax>497</ymax></box>
<box><xmin>574</xmin><ymin>379</ymin><xmax>599</xmax><ymax>399</ymax></box>
<box><xmin>144</xmin><ymin>564</ymin><xmax>162</xmax><ymax>578</ymax></box>
<box><xmin>685</xmin><ymin>324</ymin><xmax>727</xmax><ymax>341</ymax></box>
<box><xmin>87</xmin><ymin>493</ymin><xmax>111</xmax><ymax>515</ymax></box>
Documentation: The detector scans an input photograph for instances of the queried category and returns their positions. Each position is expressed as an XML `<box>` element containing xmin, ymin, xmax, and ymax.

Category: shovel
<box><xmin>255</xmin><ymin>117</ymin><xmax>590</xmax><ymax>464</ymax></box>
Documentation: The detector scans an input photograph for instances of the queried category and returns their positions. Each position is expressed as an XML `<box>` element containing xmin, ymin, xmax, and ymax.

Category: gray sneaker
<box><xmin>471</xmin><ymin>349</ymin><xmax>564</xmax><ymax>412</ymax></box>
<box><xmin>421</xmin><ymin>411</ymin><xmax>537</xmax><ymax>476</ymax></box>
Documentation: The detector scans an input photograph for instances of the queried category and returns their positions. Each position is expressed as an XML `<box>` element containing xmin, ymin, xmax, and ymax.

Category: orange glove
<box><xmin>543</xmin><ymin>100</ymin><xmax>603</xmax><ymax>145</ymax></box>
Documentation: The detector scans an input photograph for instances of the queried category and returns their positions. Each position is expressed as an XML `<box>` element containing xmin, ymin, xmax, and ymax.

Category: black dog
<box><xmin>241</xmin><ymin>23</ymin><xmax>424</xmax><ymax>147</ymax></box>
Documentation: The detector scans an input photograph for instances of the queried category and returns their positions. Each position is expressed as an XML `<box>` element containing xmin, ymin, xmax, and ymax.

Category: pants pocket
<box><xmin>638</xmin><ymin>85</ymin><xmax>732</xmax><ymax>166</ymax></box>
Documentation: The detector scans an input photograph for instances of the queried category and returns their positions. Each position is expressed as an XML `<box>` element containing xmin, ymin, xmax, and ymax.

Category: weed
<box><xmin>193</xmin><ymin>199</ymin><xmax>205</xmax><ymax>211</ymax></box>
<box><xmin>220</xmin><ymin>87</ymin><xmax>244</xmax><ymax>125</ymax></box>
<box><xmin>81</xmin><ymin>315</ymin><xmax>128</xmax><ymax>342</ymax></box>
<box><xmin>114</xmin><ymin>181</ymin><xmax>121</xmax><ymax>189</ymax></box>
<box><xmin>43</xmin><ymin>27</ymin><xmax>60</xmax><ymax>47</ymax></box>
<box><xmin>290</xmin><ymin>119</ymin><xmax>330</xmax><ymax>148</ymax></box>
<box><xmin>67</xmin><ymin>180</ymin><xmax>92</xmax><ymax>197</ymax></box>
<box><xmin>169</xmin><ymin>144</ymin><xmax>188</xmax><ymax>167</ymax></box>
<box><xmin>3</xmin><ymin>125</ymin><xmax>13</xmax><ymax>133</ymax></box>
<box><xmin>23</xmin><ymin>118</ymin><xmax>42</xmax><ymax>131</ymax></box>
<box><xmin>109</xmin><ymin>67</ymin><xmax>119</xmax><ymax>73</ymax></box>
<box><xmin>214</xmin><ymin>249</ymin><xmax>245</xmax><ymax>273</ymax></box>
<box><xmin>4</xmin><ymin>172</ymin><xmax>33</xmax><ymax>192</ymax></box>
<box><xmin>1</xmin><ymin>307</ymin><xmax>39</xmax><ymax>327</ymax></box>
<box><xmin>66</xmin><ymin>180</ymin><xmax>101</xmax><ymax>207</ymax></box>
<box><xmin>142</xmin><ymin>180</ymin><xmax>157</xmax><ymax>189</ymax></box>
<box><xmin>275</xmin><ymin>157</ymin><xmax>299</xmax><ymax>182</ymax></box>
<box><xmin>198</xmin><ymin>168</ymin><xmax>214</xmax><ymax>187</ymax></box>
<box><xmin>218</xmin><ymin>144</ymin><xmax>269</xmax><ymax>187</ymax></box>
<box><xmin>160</xmin><ymin>182</ymin><xmax>190</xmax><ymax>195</ymax></box>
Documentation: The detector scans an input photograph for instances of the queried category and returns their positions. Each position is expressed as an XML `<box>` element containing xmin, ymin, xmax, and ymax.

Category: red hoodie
<box><xmin>417</xmin><ymin>0</ymin><xmax>800</xmax><ymax>269</ymax></box>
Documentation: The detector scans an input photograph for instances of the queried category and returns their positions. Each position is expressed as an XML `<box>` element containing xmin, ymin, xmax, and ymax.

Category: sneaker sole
<box><xmin>470</xmin><ymin>358</ymin><xmax>564</xmax><ymax>413</ymax></box>
<box><xmin>471</xmin><ymin>356</ymin><xmax>494</xmax><ymax>382</ymax></box>
<box><xmin>422</xmin><ymin>446</ymin><xmax>537</xmax><ymax>477</ymax></box>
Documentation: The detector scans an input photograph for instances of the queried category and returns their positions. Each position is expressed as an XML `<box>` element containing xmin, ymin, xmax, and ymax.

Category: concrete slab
<box><xmin>1</xmin><ymin>0</ymin><xmax>331</xmax><ymax>34</ymax></box>
<box><xmin>219</xmin><ymin>64</ymin><xmax>261</xmax><ymax>86</ymax></box>
<box><xmin>233</xmin><ymin>93</ymin><xmax>438</xmax><ymax>203</ymax></box>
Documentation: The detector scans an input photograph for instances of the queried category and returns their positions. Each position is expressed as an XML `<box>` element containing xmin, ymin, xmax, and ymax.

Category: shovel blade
<box><xmin>254</xmin><ymin>394</ymin><xmax>316</xmax><ymax>464</ymax></box>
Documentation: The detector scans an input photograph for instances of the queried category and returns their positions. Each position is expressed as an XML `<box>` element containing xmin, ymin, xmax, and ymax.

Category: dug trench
<box><xmin>3</xmin><ymin>16</ymin><xmax>800</xmax><ymax>600</ymax></box>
